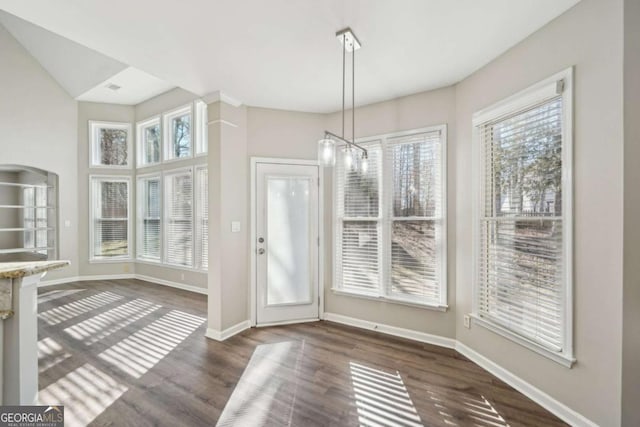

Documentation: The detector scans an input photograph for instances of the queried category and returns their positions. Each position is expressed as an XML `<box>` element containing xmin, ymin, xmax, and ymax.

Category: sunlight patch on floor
<box><xmin>39</xmin><ymin>292</ymin><xmax>124</xmax><ymax>325</ymax></box>
<box><xmin>38</xmin><ymin>289</ymin><xmax>86</xmax><ymax>304</ymax></box>
<box><xmin>38</xmin><ymin>337</ymin><xmax>71</xmax><ymax>373</ymax></box>
<box><xmin>39</xmin><ymin>363</ymin><xmax>128</xmax><ymax>427</ymax></box>
<box><xmin>350</xmin><ymin>362</ymin><xmax>423</xmax><ymax>427</ymax></box>
<box><xmin>98</xmin><ymin>310</ymin><xmax>205</xmax><ymax>378</ymax></box>
<box><xmin>461</xmin><ymin>394</ymin><xmax>508</xmax><ymax>427</ymax></box>
<box><xmin>217</xmin><ymin>341</ymin><xmax>305</xmax><ymax>427</ymax></box>
<box><xmin>64</xmin><ymin>298</ymin><xmax>161</xmax><ymax>345</ymax></box>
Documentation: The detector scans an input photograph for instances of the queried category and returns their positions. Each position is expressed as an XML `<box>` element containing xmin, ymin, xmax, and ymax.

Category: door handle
<box><xmin>257</xmin><ymin>248</ymin><xmax>265</xmax><ymax>255</ymax></box>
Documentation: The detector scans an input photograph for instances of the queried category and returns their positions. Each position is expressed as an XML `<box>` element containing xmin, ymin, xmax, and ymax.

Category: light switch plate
<box><xmin>64</xmin><ymin>220</ymin><xmax>71</xmax><ymax>227</ymax></box>
<box><xmin>231</xmin><ymin>221</ymin><xmax>241</xmax><ymax>233</ymax></box>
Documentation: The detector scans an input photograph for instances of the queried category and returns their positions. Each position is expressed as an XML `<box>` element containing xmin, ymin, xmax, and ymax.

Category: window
<box><xmin>472</xmin><ymin>68</ymin><xmax>573</xmax><ymax>366</ymax></box>
<box><xmin>334</xmin><ymin>126</ymin><xmax>447</xmax><ymax>308</ymax></box>
<box><xmin>163</xmin><ymin>105</ymin><xmax>192</xmax><ymax>161</ymax></box>
<box><xmin>195</xmin><ymin>100</ymin><xmax>208</xmax><ymax>155</ymax></box>
<box><xmin>164</xmin><ymin>168</ymin><xmax>193</xmax><ymax>266</ymax></box>
<box><xmin>137</xmin><ymin>117</ymin><xmax>161</xmax><ymax>167</ymax></box>
<box><xmin>90</xmin><ymin>176</ymin><xmax>131</xmax><ymax>260</ymax></box>
<box><xmin>89</xmin><ymin>121</ymin><xmax>132</xmax><ymax>168</ymax></box>
<box><xmin>23</xmin><ymin>185</ymin><xmax>49</xmax><ymax>255</ymax></box>
<box><xmin>195</xmin><ymin>166</ymin><xmax>208</xmax><ymax>269</ymax></box>
<box><xmin>137</xmin><ymin>174</ymin><xmax>161</xmax><ymax>261</ymax></box>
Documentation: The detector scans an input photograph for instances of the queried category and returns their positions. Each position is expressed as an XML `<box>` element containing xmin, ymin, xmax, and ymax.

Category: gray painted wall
<box><xmin>77</xmin><ymin>102</ymin><xmax>135</xmax><ymax>277</ymax></box>
<box><xmin>2</xmin><ymin>0</ymin><xmax>635</xmax><ymax>423</ymax></box>
<box><xmin>133</xmin><ymin>88</ymin><xmax>207</xmax><ymax>291</ymax></box>
<box><xmin>455</xmin><ymin>0</ymin><xmax>624</xmax><ymax>425</ymax></box>
<box><xmin>0</xmin><ymin>24</ymin><xmax>78</xmax><ymax>281</ymax></box>
<box><xmin>323</xmin><ymin>86</ymin><xmax>458</xmax><ymax>339</ymax></box>
<box><xmin>622</xmin><ymin>0</ymin><xmax>640</xmax><ymax>424</ymax></box>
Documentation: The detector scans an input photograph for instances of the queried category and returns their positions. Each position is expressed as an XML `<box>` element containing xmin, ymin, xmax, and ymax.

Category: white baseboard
<box><xmin>134</xmin><ymin>274</ymin><xmax>208</xmax><ymax>295</ymax></box>
<box><xmin>455</xmin><ymin>342</ymin><xmax>598</xmax><ymax>427</ymax></box>
<box><xmin>39</xmin><ymin>274</ymin><xmax>135</xmax><ymax>287</ymax></box>
<box><xmin>38</xmin><ymin>276</ymin><xmax>81</xmax><ymax>287</ymax></box>
<box><xmin>33</xmin><ymin>277</ymin><xmax>596</xmax><ymax>426</ymax></box>
<box><xmin>324</xmin><ymin>312</ymin><xmax>596</xmax><ymax>427</ymax></box>
<box><xmin>323</xmin><ymin>312</ymin><xmax>457</xmax><ymax>349</ymax></box>
<box><xmin>205</xmin><ymin>320</ymin><xmax>251</xmax><ymax>341</ymax></box>
<box><xmin>38</xmin><ymin>274</ymin><xmax>208</xmax><ymax>295</ymax></box>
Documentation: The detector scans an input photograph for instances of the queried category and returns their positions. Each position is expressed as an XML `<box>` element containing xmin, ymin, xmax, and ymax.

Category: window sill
<box><xmin>89</xmin><ymin>257</ymin><xmax>133</xmax><ymax>264</ymax></box>
<box><xmin>89</xmin><ymin>164</ymin><xmax>133</xmax><ymax>170</ymax></box>
<box><xmin>330</xmin><ymin>288</ymin><xmax>448</xmax><ymax>312</ymax></box>
<box><xmin>470</xmin><ymin>314</ymin><xmax>575</xmax><ymax>368</ymax></box>
<box><xmin>136</xmin><ymin>162</ymin><xmax>162</xmax><ymax>169</ymax></box>
<box><xmin>162</xmin><ymin>155</ymin><xmax>194</xmax><ymax>164</ymax></box>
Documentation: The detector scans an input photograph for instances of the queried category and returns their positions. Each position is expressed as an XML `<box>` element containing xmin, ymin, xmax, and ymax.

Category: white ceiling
<box><xmin>0</xmin><ymin>10</ymin><xmax>175</xmax><ymax>104</ymax></box>
<box><xmin>0</xmin><ymin>10</ymin><xmax>126</xmax><ymax>98</ymax></box>
<box><xmin>75</xmin><ymin>67</ymin><xmax>175</xmax><ymax>105</ymax></box>
<box><xmin>0</xmin><ymin>0</ymin><xmax>580</xmax><ymax>112</ymax></box>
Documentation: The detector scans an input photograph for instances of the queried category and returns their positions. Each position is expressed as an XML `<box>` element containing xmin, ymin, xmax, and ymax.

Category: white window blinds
<box><xmin>387</xmin><ymin>131</ymin><xmax>445</xmax><ymax>305</ymax></box>
<box><xmin>195</xmin><ymin>166</ymin><xmax>208</xmax><ymax>270</ymax></box>
<box><xmin>334</xmin><ymin>127</ymin><xmax>447</xmax><ymax>307</ymax></box>
<box><xmin>137</xmin><ymin>175</ymin><xmax>161</xmax><ymax>261</ymax></box>
<box><xmin>474</xmin><ymin>72</ymin><xmax>572</xmax><ymax>364</ymax></box>
<box><xmin>336</xmin><ymin>143</ymin><xmax>382</xmax><ymax>294</ymax></box>
<box><xmin>164</xmin><ymin>169</ymin><xmax>193</xmax><ymax>266</ymax></box>
<box><xmin>90</xmin><ymin>177</ymin><xmax>130</xmax><ymax>259</ymax></box>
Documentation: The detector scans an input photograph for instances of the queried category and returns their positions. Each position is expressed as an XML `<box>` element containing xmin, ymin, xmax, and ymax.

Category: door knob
<box><xmin>258</xmin><ymin>248</ymin><xmax>265</xmax><ymax>255</ymax></box>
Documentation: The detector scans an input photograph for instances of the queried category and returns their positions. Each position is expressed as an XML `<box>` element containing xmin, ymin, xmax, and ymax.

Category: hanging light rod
<box><xmin>317</xmin><ymin>27</ymin><xmax>367</xmax><ymax>169</ymax></box>
<box><xmin>322</xmin><ymin>130</ymin><xmax>368</xmax><ymax>158</ymax></box>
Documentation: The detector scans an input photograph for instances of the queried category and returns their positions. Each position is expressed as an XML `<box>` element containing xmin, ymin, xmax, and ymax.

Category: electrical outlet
<box><xmin>464</xmin><ymin>315</ymin><xmax>471</xmax><ymax>329</ymax></box>
<box><xmin>181</xmin><ymin>273</ymin><xmax>185</xmax><ymax>281</ymax></box>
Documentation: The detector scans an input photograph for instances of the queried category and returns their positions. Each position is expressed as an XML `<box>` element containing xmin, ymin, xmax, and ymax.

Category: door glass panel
<box><xmin>266</xmin><ymin>177</ymin><xmax>311</xmax><ymax>305</ymax></box>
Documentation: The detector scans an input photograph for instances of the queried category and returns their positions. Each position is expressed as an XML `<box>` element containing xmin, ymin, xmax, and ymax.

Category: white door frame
<box><xmin>249</xmin><ymin>157</ymin><xmax>324</xmax><ymax>327</ymax></box>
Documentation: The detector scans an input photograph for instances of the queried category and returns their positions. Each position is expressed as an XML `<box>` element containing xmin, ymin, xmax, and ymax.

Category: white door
<box><xmin>255</xmin><ymin>161</ymin><xmax>320</xmax><ymax>325</ymax></box>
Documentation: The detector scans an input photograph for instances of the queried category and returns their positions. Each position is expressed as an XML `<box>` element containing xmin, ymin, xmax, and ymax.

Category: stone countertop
<box><xmin>0</xmin><ymin>261</ymin><xmax>70</xmax><ymax>319</ymax></box>
<box><xmin>0</xmin><ymin>260</ymin><xmax>70</xmax><ymax>279</ymax></box>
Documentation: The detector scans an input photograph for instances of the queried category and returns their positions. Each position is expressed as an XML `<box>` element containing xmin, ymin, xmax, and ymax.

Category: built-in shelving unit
<box><xmin>0</xmin><ymin>165</ymin><xmax>58</xmax><ymax>261</ymax></box>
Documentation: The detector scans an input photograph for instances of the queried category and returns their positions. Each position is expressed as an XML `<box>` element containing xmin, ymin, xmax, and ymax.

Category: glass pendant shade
<box><xmin>344</xmin><ymin>147</ymin><xmax>354</xmax><ymax>170</ymax></box>
<box><xmin>361</xmin><ymin>155</ymin><xmax>369</xmax><ymax>174</ymax></box>
<box><xmin>318</xmin><ymin>138</ymin><xmax>336</xmax><ymax>167</ymax></box>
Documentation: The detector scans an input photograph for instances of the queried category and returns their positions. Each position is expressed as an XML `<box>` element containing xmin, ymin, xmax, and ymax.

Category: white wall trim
<box><xmin>201</xmin><ymin>90</ymin><xmax>243</xmax><ymax>107</ymax></box>
<box><xmin>134</xmin><ymin>274</ymin><xmax>208</xmax><ymax>295</ymax></box>
<box><xmin>38</xmin><ymin>274</ymin><xmax>208</xmax><ymax>295</ymax></box>
<box><xmin>455</xmin><ymin>342</ymin><xmax>597</xmax><ymax>427</ymax></box>
<box><xmin>35</xmin><ymin>274</ymin><xmax>595</xmax><ymax>426</ymax></box>
<box><xmin>324</xmin><ymin>312</ymin><xmax>596</xmax><ymax>427</ymax></box>
<box><xmin>39</xmin><ymin>274</ymin><xmax>135</xmax><ymax>287</ymax></box>
<box><xmin>205</xmin><ymin>320</ymin><xmax>251</xmax><ymax>341</ymax></box>
<box><xmin>324</xmin><ymin>312</ymin><xmax>457</xmax><ymax>349</ymax></box>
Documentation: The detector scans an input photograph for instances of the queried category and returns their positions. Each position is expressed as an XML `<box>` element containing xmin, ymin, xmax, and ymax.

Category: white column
<box><xmin>3</xmin><ymin>273</ymin><xmax>42</xmax><ymax>405</ymax></box>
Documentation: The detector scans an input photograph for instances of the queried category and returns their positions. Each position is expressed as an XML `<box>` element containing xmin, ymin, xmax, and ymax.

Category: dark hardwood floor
<box><xmin>36</xmin><ymin>279</ymin><xmax>567</xmax><ymax>427</ymax></box>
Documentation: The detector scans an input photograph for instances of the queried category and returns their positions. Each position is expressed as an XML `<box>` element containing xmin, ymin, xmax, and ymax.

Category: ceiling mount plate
<box><xmin>336</xmin><ymin>28</ymin><xmax>361</xmax><ymax>52</ymax></box>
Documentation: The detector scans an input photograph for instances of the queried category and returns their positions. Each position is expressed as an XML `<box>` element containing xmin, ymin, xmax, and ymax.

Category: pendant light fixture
<box><xmin>317</xmin><ymin>28</ymin><xmax>368</xmax><ymax>171</ymax></box>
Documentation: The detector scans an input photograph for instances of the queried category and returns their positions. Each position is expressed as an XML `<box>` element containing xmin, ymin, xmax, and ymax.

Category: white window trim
<box><xmin>89</xmin><ymin>121</ymin><xmax>133</xmax><ymax>169</ymax></box>
<box><xmin>332</xmin><ymin>124</ymin><xmax>448</xmax><ymax>310</ymax></box>
<box><xmin>194</xmin><ymin>164</ymin><xmax>208</xmax><ymax>271</ymax></box>
<box><xmin>136</xmin><ymin>172</ymin><xmax>162</xmax><ymax>263</ymax></box>
<box><xmin>89</xmin><ymin>175</ymin><xmax>132</xmax><ymax>262</ymax></box>
<box><xmin>163</xmin><ymin>104</ymin><xmax>193</xmax><ymax>163</ymax></box>
<box><xmin>471</xmin><ymin>67</ymin><xmax>574</xmax><ymax>368</ymax></box>
<box><xmin>194</xmin><ymin>100</ymin><xmax>208</xmax><ymax>157</ymax></box>
<box><xmin>136</xmin><ymin>116</ymin><xmax>162</xmax><ymax>168</ymax></box>
<box><xmin>163</xmin><ymin>166</ymin><xmax>194</xmax><ymax>268</ymax></box>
